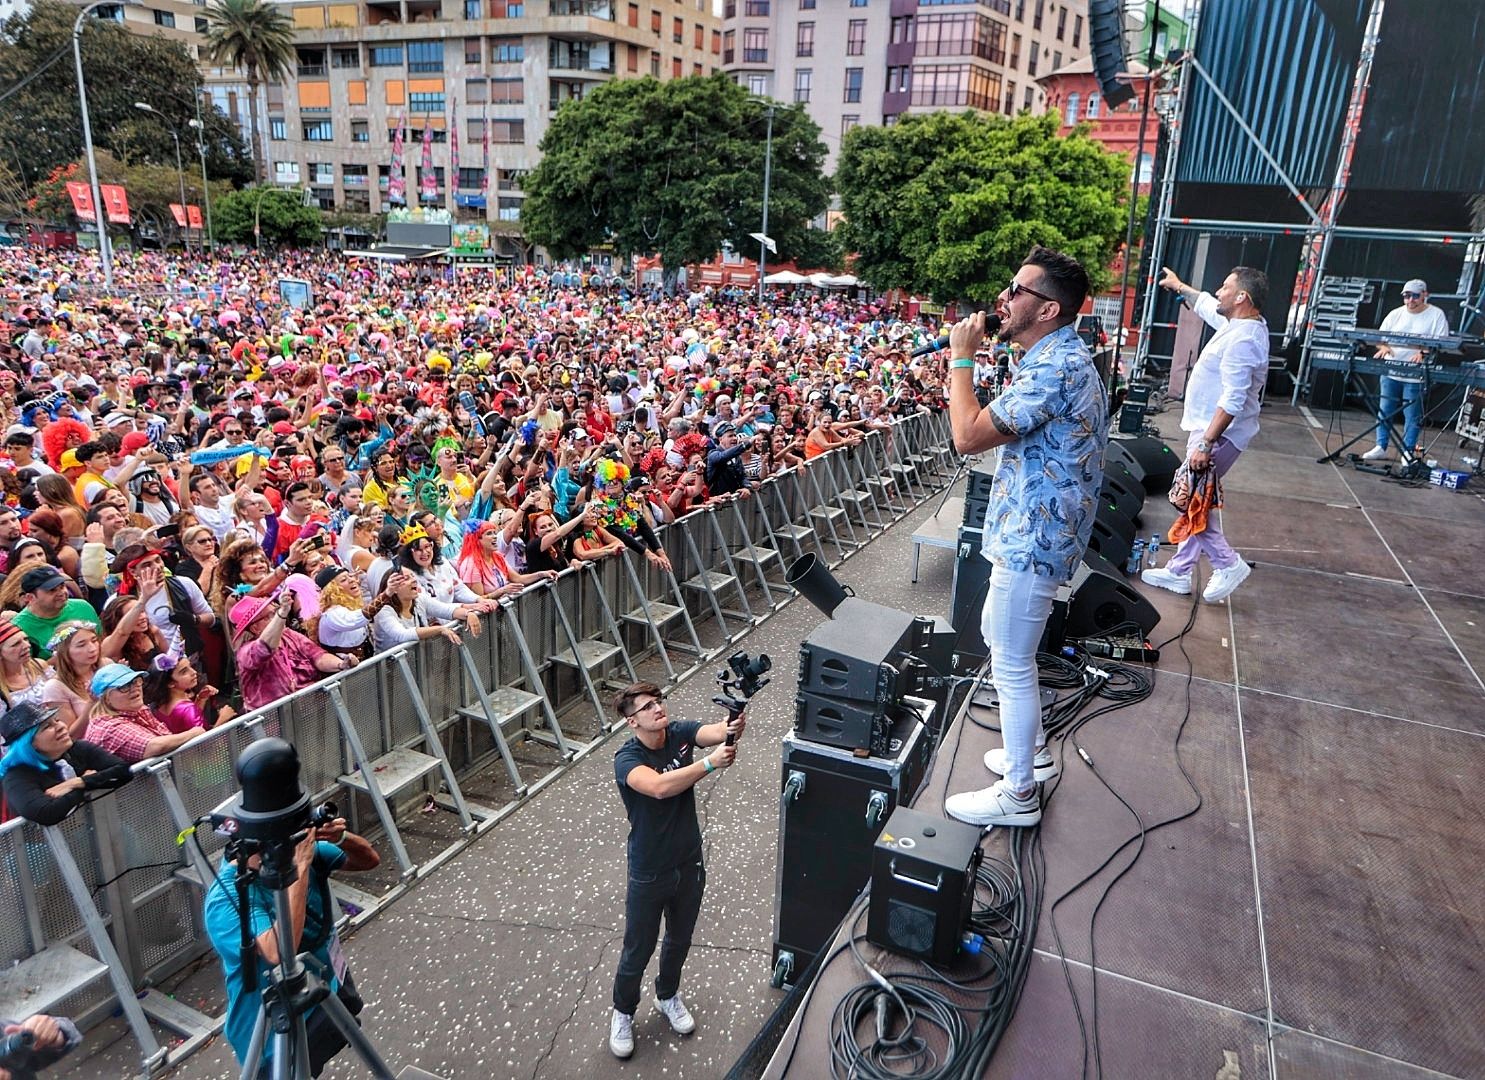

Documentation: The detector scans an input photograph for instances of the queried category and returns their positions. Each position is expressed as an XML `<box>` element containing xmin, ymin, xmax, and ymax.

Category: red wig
<box><xmin>41</xmin><ymin>418</ymin><xmax>92</xmax><ymax>468</ymax></box>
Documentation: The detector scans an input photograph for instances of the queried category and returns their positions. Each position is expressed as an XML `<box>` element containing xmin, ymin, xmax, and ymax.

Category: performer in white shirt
<box><xmin>1361</xmin><ymin>279</ymin><xmax>1452</xmax><ymax>464</ymax></box>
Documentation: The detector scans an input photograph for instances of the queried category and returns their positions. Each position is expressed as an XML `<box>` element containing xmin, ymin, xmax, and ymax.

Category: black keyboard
<box><xmin>1310</xmin><ymin>353</ymin><xmax>1485</xmax><ymax>386</ymax></box>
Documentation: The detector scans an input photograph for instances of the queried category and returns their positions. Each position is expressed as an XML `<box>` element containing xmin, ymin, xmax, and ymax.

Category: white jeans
<box><xmin>980</xmin><ymin>565</ymin><xmax>1060</xmax><ymax>793</ymax></box>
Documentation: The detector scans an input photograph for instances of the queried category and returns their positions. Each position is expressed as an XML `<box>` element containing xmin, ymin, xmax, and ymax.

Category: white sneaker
<box><xmin>1141</xmin><ymin>566</ymin><xmax>1192</xmax><ymax>595</ymax></box>
<box><xmin>1202</xmin><ymin>560</ymin><xmax>1252</xmax><ymax>603</ymax></box>
<box><xmin>945</xmin><ymin>778</ymin><xmax>1041</xmax><ymax>828</ymax></box>
<box><xmin>609</xmin><ymin>1010</ymin><xmax>634</xmax><ymax>1058</ymax></box>
<box><xmin>654</xmin><ymin>994</ymin><xmax>695</xmax><ymax>1035</ymax></box>
<box><xmin>1360</xmin><ymin>444</ymin><xmax>1389</xmax><ymax>462</ymax></box>
<box><xmin>984</xmin><ymin>746</ymin><xmax>1058</xmax><ymax>783</ymax></box>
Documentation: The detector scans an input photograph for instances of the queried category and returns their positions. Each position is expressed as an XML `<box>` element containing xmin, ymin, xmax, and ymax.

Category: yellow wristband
<box><xmin>949</xmin><ymin>358</ymin><xmax>975</xmax><ymax>370</ymax></box>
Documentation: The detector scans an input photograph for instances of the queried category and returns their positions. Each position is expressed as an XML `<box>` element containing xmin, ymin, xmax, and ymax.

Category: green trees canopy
<box><xmin>212</xmin><ymin>187</ymin><xmax>323</xmax><ymax>247</ymax></box>
<box><xmin>0</xmin><ymin>0</ymin><xmax>252</xmax><ymax>189</ymax></box>
<box><xmin>835</xmin><ymin>111</ymin><xmax>1132</xmax><ymax>304</ymax></box>
<box><xmin>27</xmin><ymin>152</ymin><xmax>233</xmax><ymax>244</ymax></box>
<box><xmin>522</xmin><ymin>75</ymin><xmax>832</xmax><ymax>288</ymax></box>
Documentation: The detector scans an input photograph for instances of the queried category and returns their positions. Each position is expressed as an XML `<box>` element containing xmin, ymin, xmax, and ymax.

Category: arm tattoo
<box><xmin>990</xmin><ymin>409</ymin><xmax>1015</xmax><ymax>438</ymax></box>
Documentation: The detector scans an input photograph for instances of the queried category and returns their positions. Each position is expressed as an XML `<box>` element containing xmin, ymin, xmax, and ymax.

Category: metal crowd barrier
<box><xmin>3</xmin><ymin>410</ymin><xmax>958</xmax><ymax>1075</ymax></box>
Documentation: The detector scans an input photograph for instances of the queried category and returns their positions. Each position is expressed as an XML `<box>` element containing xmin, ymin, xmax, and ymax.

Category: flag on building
<box><xmin>481</xmin><ymin>105</ymin><xmax>490</xmax><ymax>201</ymax></box>
<box><xmin>419</xmin><ymin>117</ymin><xmax>437</xmax><ymax>202</ymax></box>
<box><xmin>448</xmin><ymin>100</ymin><xmax>459</xmax><ymax>208</ymax></box>
<box><xmin>388</xmin><ymin>110</ymin><xmax>406</xmax><ymax>205</ymax></box>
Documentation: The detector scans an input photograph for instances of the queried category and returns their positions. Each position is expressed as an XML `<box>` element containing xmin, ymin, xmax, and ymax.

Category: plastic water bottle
<box><xmin>1125</xmin><ymin>538</ymin><xmax>1146</xmax><ymax>576</ymax></box>
<box><xmin>1145</xmin><ymin>535</ymin><xmax>1160</xmax><ymax>569</ymax></box>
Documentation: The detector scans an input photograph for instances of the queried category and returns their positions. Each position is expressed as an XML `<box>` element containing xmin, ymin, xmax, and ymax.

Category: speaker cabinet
<box><xmin>1106</xmin><ymin>436</ymin><xmax>1179</xmax><ymax>495</ymax></box>
<box><xmin>1101</xmin><ymin>472</ymin><xmax>1144</xmax><ymax>524</ymax></box>
<box><xmin>867</xmin><ymin>806</ymin><xmax>982</xmax><ymax>965</ymax></box>
<box><xmin>1066</xmin><ymin>562</ymin><xmax>1161</xmax><ymax>639</ymax></box>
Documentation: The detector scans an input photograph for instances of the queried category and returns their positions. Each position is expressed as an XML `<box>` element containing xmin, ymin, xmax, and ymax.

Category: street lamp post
<box><xmin>73</xmin><ymin>0</ymin><xmax>122</xmax><ymax>292</ymax></box>
<box><xmin>135</xmin><ymin>102</ymin><xmax>189</xmax><ymax>252</ymax></box>
<box><xmin>186</xmin><ymin>116</ymin><xmax>215</xmax><ymax>252</ymax></box>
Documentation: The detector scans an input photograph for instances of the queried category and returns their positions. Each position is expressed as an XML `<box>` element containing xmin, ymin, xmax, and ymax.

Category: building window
<box><xmin>841</xmin><ymin>114</ymin><xmax>858</xmax><ymax>138</ymax></box>
<box><xmin>916</xmin><ymin>14</ymin><xmax>1007</xmax><ymax>63</ymax></box>
<box><xmin>724</xmin><ymin>0</ymin><xmax>735</xmax><ymax>16</ymax></box>
<box><xmin>1023</xmin><ymin>84</ymin><xmax>1034</xmax><ymax>109</ymax></box>
<box><xmin>1014</xmin><ymin>0</ymin><xmax>1023</xmax><ymax>18</ymax></box>
<box><xmin>490</xmin><ymin>0</ymin><xmax>523</xmax><ymax>13</ymax></box>
<box><xmin>343</xmin><ymin>164</ymin><xmax>369</xmax><ymax>186</ymax></box>
<box><xmin>1026</xmin><ymin>41</ymin><xmax>1037</xmax><ymax>75</ymax></box>
<box><xmin>890</xmin><ymin>16</ymin><xmax>912</xmax><ymax>43</ymax></box>
<box><xmin>746</xmin><ymin>73</ymin><xmax>767</xmax><ymax>95</ymax></box>
<box><xmin>1010</xmin><ymin>32</ymin><xmax>1020</xmax><ymax>68</ymax></box>
<box><xmin>465</xmin><ymin>38</ymin><xmax>482</xmax><ymax>63</ymax></box>
<box><xmin>491</xmin><ymin>119</ymin><xmax>525</xmax><ymax>142</ymax></box>
<box><xmin>796</xmin><ymin>21</ymin><xmax>813</xmax><ymax>57</ymax></box>
<box><xmin>885</xmin><ymin>64</ymin><xmax>909</xmax><ymax>93</ymax></box>
<box><xmin>490</xmin><ymin>77</ymin><xmax>523</xmax><ymax>102</ymax></box>
<box><xmin>694</xmin><ymin>23</ymin><xmax>703</xmax><ymax>49</ymax></box>
<box><xmin>1055</xmin><ymin>5</ymin><xmax>1065</xmax><ymax>39</ymax></box>
<box><xmin>793</xmin><ymin>68</ymin><xmax>810</xmax><ymax>102</ymax></box>
<box><xmin>458</xmin><ymin>167</ymin><xmax>485</xmax><ymax>188</ymax></box>
<box><xmin>193</xmin><ymin>16</ymin><xmax>207</xmax><ymax>34</ymax></box>
<box><xmin>1086</xmin><ymin>92</ymin><xmax>1099</xmax><ymax>119</ymax></box>
<box><xmin>723</xmin><ymin>29</ymin><xmax>734</xmax><ymax>62</ymax></box>
<box><xmin>628</xmin><ymin>2</ymin><xmax>638</xmax><ymax>24</ymax></box>
<box><xmin>492</xmin><ymin>38</ymin><xmax>523</xmax><ymax>61</ymax></box>
<box><xmin>269</xmin><ymin>117</ymin><xmax>286</xmax><ymax>141</ymax></box>
<box><xmin>672</xmin><ymin>15</ymin><xmax>683</xmax><ymax>42</ymax></box>
<box><xmin>650</xmin><ymin>51</ymin><xmax>660</xmax><ymax>76</ymax></box>
<box><xmin>1063</xmin><ymin>92</ymin><xmax>1079</xmax><ymax>125</ymax></box>
<box><xmin>742</xmin><ymin>28</ymin><xmax>767</xmax><ymax>62</ymax></box>
<box><xmin>333</xmin><ymin>47</ymin><xmax>360</xmax><ymax>68</ymax></box>
<box><xmin>93</xmin><ymin>4</ymin><xmax>124</xmax><ymax>21</ymax></box>
<box><xmin>846</xmin><ymin>19</ymin><xmax>866</xmax><ymax>54</ymax></box>
<box><xmin>743</xmin><ymin>0</ymin><xmax>769</xmax><ymax>13</ymax></box>
<box><xmin>408</xmin><ymin>41</ymin><xmax>443</xmax><ymax>72</ymax></box>
<box><xmin>1052</xmin><ymin>50</ymin><xmax>1061</xmax><ymax>70</ymax></box>
<box><xmin>1138</xmin><ymin>152</ymin><xmax>1153</xmax><ymax>184</ymax></box>
<box><xmin>370</xmin><ymin>45</ymin><xmax>403</xmax><ymax>66</ymax></box>
<box><xmin>909</xmin><ymin>63</ymin><xmax>1000</xmax><ymax>109</ymax></box>
<box><xmin>464</xmin><ymin>0</ymin><xmax>481</xmax><ymax>15</ymax></box>
<box><xmin>497</xmin><ymin>196</ymin><xmax>522</xmax><ymax>220</ymax></box>
<box><xmin>1033</xmin><ymin>0</ymin><xmax>1042</xmax><ymax>30</ymax></box>
<box><xmin>671</xmin><ymin>56</ymin><xmax>682</xmax><ymax>78</ymax></box>
<box><xmin>848</xmin><ymin>0</ymin><xmax>866</xmax><ymax>7</ymax></box>
<box><xmin>311</xmin><ymin>163</ymin><xmax>335</xmax><ymax>185</ymax></box>
<box><xmin>799</xmin><ymin>0</ymin><xmax>814</xmax><ymax>8</ymax></box>
<box><xmin>467</xmin><ymin>77</ymin><xmax>488</xmax><ymax>103</ymax></box>
<box><xmin>843</xmin><ymin>67</ymin><xmax>862</xmax><ymax>102</ymax></box>
<box><xmin>409</xmin><ymin>91</ymin><xmax>446</xmax><ymax>113</ymax></box>
<box><xmin>1072</xmin><ymin>12</ymin><xmax>1082</xmax><ymax>47</ymax></box>
<box><xmin>347</xmin><ymin>120</ymin><xmax>368</xmax><ymax>142</ymax></box>
<box><xmin>152</xmin><ymin>9</ymin><xmax>174</xmax><ymax>28</ymax></box>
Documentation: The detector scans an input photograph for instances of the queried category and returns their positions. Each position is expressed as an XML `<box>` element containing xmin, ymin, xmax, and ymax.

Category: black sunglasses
<box><xmin>1402</xmin><ymin>291</ymin><xmax>1423</xmax><ymax>299</ymax></box>
<box><xmin>1008</xmin><ymin>280</ymin><xmax>1056</xmax><ymax>305</ymax></box>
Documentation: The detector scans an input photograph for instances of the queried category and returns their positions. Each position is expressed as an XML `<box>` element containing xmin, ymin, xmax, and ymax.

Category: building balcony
<box><xmin>549</xmin><ymin>0</ymin><xmax>613</xmax><ymax>17</ymax></box>
<box><xmin>297</xmin><ymin>64</ymin><xmax>327</xmax><ymax>76</ymax></box>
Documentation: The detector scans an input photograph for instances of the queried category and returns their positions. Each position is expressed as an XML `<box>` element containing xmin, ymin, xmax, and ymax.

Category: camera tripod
<box><xmin>234</xmin><ymin>843</ymin><xmax>395</xmax><ymax>1080</ymax></box>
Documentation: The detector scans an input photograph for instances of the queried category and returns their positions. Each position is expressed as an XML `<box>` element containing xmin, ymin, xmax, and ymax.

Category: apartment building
<box><xmin>720</xmin><ymin>0</ymin><xmax>1090</xmax><ymax>168</ymax></box>
<box><xmin>267</xmin><ymin>0</ymin><xmax>722</xmax><ymax>229</ymax></box>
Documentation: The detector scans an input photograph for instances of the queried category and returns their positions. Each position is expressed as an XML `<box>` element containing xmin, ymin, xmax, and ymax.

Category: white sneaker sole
<box><xmin>1141</xmin><ymin>570</ymin><xmax>1192</xmax><ymax>595</ymax></box>
<box><xmin>984</xmin><ymin>748</ymin><xmax>1058</xmax><ymax>783</ymax></box>
<box><xmin>945</xmin><ymin>794</ymin><xmax>1042</xmax><ymax>828</ymax></box>
<box><xmin>1203</xmin><ymin>561</ymin><xmax>1252</xmax><ymax>603</ymax></box>
<box><xmin>654</xmin><ymin>999</ymin><xmax>695</xmax><ymax>1035</ymax></box>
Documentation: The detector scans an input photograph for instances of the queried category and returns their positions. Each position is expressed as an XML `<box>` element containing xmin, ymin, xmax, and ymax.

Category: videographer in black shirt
<box><xmin>608</xmin><ymin>682</ymin><xmax>744</xmax><ymax>1059</ymax></box>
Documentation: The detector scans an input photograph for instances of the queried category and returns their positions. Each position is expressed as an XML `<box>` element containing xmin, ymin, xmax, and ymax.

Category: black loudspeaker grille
<box><xmin>886</xmin><ymin>900</ymin><xmax>936</xmax><ymax>955</ymax></box>
<box><xmin>1089</xmin><ymin>0</ymin><xmax>1136</xmax><ymax>107</ymax></box>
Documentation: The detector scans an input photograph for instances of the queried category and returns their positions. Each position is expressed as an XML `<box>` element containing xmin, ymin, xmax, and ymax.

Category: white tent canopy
<box><xmin>763</xmin><ymin>270</ymin><xmax>809</xmax><ymax>284</ymax></box>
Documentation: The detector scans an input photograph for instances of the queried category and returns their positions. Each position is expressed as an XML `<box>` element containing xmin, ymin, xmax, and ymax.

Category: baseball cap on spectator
<box><xmin>121</xmin><ymin>431</ymin><xmax>151</xmax><ymax>455</ymax></box>
<box><xmin>271</xmin><ymin>421</ymin><xmax>296</xmax><ymax>436</ymax></box>
<box><xmin>713</xmin><ymin>422</ymin><xmax>736</xmax><ymax>436</ymax></box>
<box><xmin>102</xmin><ymin>411</ymin><xmax>134</xmax><ymax>431</ymax></box>
<box><xmin>90</xmin><ymin>663</ymin><xmax>146</xmax><ymax>697</ymax></box>
<box><xmin>21</xmin><ymin>566</ymin><xmax>69</xmax><ymax>595</ymax></box>
<box><xmin>315</xmin><ymin>565</ymin><xmax>348</xmax><ymax>590</ymax></box>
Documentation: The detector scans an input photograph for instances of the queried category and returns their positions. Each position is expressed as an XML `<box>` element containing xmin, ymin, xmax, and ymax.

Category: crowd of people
<box><xmin>0</xmin><ymin>245</ymin><xmax>951</xmax><ymax>819</ymax></box>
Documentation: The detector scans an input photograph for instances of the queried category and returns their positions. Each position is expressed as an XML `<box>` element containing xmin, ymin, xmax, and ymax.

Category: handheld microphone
<box><xmin>908</xmin><ymin>313</ymin><xmax>1003</xmax><ymax>358</ymax></box>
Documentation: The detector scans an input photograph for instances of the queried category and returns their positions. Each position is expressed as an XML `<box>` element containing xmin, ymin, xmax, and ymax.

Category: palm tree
<box><xmin>203</xmin><ymin>0</ymin><xmax>296</xmax><ymax>183</ymax></box>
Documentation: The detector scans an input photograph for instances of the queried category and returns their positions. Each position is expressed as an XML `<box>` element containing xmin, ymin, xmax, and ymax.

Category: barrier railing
<box><xmin>9</xmin><ymin>409</ymin><xmax>958</xmax><ymax>1074</ymax></box>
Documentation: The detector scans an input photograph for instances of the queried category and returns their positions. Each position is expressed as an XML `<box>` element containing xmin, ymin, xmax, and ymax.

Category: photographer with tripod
<box><xmin>203</xmin><ymin>808</ymin><xmax>380</xmax><ymax>1077</ymax></box>
<box><xmin>608</xmin><ymin>680</ymin><xmax>747</xmax><ymax>1059</ymax></box>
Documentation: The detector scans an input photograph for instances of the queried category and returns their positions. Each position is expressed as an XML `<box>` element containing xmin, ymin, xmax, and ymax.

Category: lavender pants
<box><xmin>1166</xmin><ymin>432</ymin><xmax>1243</xmax><ymax>575</ymax></box>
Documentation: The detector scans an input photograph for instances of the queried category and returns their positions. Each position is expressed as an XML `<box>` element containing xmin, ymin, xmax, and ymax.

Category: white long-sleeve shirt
<box><xmin>1181</xmin><ymin>292</ymin><xmax>1270</xmax><ymax>450</ymax></box>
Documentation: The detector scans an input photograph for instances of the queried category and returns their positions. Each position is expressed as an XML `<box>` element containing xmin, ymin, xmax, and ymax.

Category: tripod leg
<box><xmin>317</xmin><ymin>990</ymin><xmax>397</xmax><ymax>1080</ymax></box>
<box><xmin>240</xmin><ymin>1005</ymin><xmax>269</xmax><ymax>1080</ymax></box>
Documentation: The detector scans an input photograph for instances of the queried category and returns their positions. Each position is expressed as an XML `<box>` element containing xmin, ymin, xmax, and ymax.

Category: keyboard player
<box><xmin>1362</xmin><ymin>278</ymin><xmax>1452</xmax><ymax>464</ymax></box>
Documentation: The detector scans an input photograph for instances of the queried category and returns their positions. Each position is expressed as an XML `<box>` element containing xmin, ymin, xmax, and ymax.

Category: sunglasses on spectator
<box><xmin>1402</xmin><ymin>291</ymin><xmax>1423</xmax><ymax>299</ymax></box>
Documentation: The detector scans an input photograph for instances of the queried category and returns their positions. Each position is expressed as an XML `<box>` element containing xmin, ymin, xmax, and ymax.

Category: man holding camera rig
<box><xmin>0</xmin><ymin>1013</ymin><xmax>82</xmax><ymax>1080</ymax></box>
<box><xmin>609</xmin><ymin>681</ymin><xmax>745</xmax><ymax>1059</ymax></box>
<box><xmin>203</xmin><ymin>814</ymin><xmax>379</xmax><ymax>1078</ymax></box>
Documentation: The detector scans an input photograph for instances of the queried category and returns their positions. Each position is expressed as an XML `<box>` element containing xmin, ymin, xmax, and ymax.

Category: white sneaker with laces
<box><xmin>1141</xmin><ymin>566</ymin><xmax>1193</xmax><ymax>595</ymax></box>
<box><xmin>984</xmin><ymin>746</ymin><xmax>1058</xmax><ymax>783</ymax></box>
<box><xmin>654</xmin><ymin>994</ymin><xmax>696</xmax><ymax>1035</ymax></box>
<box><xmin>1202</xmin><ymin>560</ymin><xmax>1252</xmax><ymax>603</ymax></box>
<box><xmin>609</xmin><ymin>1010</ymin><xmax>635</xmax><ymax>1058</ymax></box>
<box><xmin>945</xmin><ymin>778</ymin><xmax>1041</xmax><ymax>828</ymax></box>
<box><xmin>1360</xmin><ymin>444</ymin><xmax>1389</xmax><ymax>462</ymax></box>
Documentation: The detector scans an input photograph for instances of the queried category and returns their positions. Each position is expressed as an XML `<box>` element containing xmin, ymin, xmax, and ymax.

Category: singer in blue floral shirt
<box><xmin>943</xmin><ymin>246</ymin><xmax>1107</xmax><ymax>830</ymax></box>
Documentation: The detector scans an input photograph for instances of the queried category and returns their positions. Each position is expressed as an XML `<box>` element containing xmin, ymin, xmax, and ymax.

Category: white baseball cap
<box><xmin>1403</xmin><ymin>278</ymin><xmax>1428</xmax><ymax>294</ymax></box>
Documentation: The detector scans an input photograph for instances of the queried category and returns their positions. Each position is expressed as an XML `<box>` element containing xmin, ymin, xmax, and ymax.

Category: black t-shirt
<box><xmin>613</xmin><ymin>720</ymin><xmax>703</xmax><ymax>875</ymax></box>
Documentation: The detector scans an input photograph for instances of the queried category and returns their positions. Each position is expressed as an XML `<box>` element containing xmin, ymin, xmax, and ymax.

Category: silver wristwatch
<box><xmin>1194</xmin><ymin>438</ymin><xmax>1212</xmax><ymax>453</ymax></box>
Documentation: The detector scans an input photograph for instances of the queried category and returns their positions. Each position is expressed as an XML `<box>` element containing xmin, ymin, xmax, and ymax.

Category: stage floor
<box><xmin>765</xmin><ymin>403</ymin><xmax>1485</xmax><ymax>1080</ymax></box>
<box><xmin>61</xmin><ymin>403</ymin><xmax>1484</xmax><ymax>1080</ymax></box>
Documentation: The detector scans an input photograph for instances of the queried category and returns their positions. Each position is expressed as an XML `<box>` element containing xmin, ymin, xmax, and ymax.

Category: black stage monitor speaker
<box><xmin>1066</xmin><ymin>561</ymin><xmax>1161</xmax><ymax>639</ymax></box>
<box><xmin>1088</xmin><ymin>0</ymin><xmax>1136</xmax><ymax>108</ymax></box>
<box><xmin>1086</xmin><ymin>512</ymin><xmax>1134</xmax><ymax>570</ymax></box>
<box><xmin>950</xmin><ymin>527</ymin><xmax>993</xmax><ymax>662</ymax></box>
<box><xmin>1101</xmin><ymin>472</ymin><xmax>1144</xmax><ymax>524</ymax></box>
<box><xmin>1106</xmin><ymin>436</ymin><xmax>1178</xmax><ymax>495</ymax></box>
<box><xmin>795</xmin><ymin>690</ymin><xmax>894</xmax><ymax>758</ymax></box>
<box><xmin>774</xmin><ymin>714</ymin><xmax>933</xmax><ymax>985</ymax></box>
<box><xmin>798</xmin><ymin>597</ymin><xmax>922</xmax><ymax>703</ymax></box>
<box><xmin>867</xmin><ymin>806</ymin><xmax>983</xmax><ymax>965</ymax></box>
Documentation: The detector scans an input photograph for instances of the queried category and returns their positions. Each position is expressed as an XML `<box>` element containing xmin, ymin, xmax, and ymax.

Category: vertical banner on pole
<box><xmin>419</xmin><ymin>119</ymin><xmax>437</xmax><ymax>203</ymax></box>
<box><xmin>187</xmin><ymin>205</ymin><xmax>204</xmax><ymax>230</ymax></box>
<box><xmin>65</xmin><ymin>182</ymin><xmax>96</xmax><ymax>222</ymax></box>
<box><xmin>100</xmin><ymin>185</ymin><xmax>131</xmax><ymax>224</ymax></box>
<box><xmin>388</xmin><ymin>109</ymin><xmax>407</xmax><ymax>206</ymax></box>
<box><xmin>448</xmin><ymin>99</ymin><xmax>459</xmax><ymax>211</ymax></box>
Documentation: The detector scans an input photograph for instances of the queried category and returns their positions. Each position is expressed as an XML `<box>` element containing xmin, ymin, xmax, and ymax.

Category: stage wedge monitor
<box><xmin>1088</xmin><ymin>0</ymin><xmax>1136</xmax><ymax>107</ymax></box>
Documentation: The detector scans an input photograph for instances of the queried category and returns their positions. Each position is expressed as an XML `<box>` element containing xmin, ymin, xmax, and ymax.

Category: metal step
<box><xmin>457</xmin><ymin>686</ymin><xmax>543</xmax><ymax>725</ymax></box>
<box><xmin>772</xmin><ymin>524</ymin><xmax>814</xmax><ymax>543</ymax></box>
<box><xmin>550</xmin><ymin>639</ymin><xmax>623</xmax><ymax>670</ymax></box>
<box><xmin>808</xmin><ymin>506</ymin><xmax>846</xmax><ymax>522</ymax></box>
<box><xmin>730</xmin><ymin>547</ymin><xmax>781</xmax><ymax>568</ymax></box>
<box><xmin>683</xmin><ymin>570</ymin><xmax>738</xmax><ymax>594</ymax></box>
<box><xmin>623</xmin><ymin>600</ymin><xmax>684</xmax><ymax>624</ymax></box>
<box><xmin>0</xmin><ymin>945</ymin><xmax>108</xmax><ymax>1019</ymax></box>
<box><xmin>339</xmin><ymin>747</ymin><xmax>443</xmax><ymax>799</ymax></box>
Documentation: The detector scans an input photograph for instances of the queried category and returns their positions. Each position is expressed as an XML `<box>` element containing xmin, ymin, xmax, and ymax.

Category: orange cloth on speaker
<box><xmin>1168</xmin><ymin>467</ymin><xmax>1222</xmax><ymax>544</ymax></box>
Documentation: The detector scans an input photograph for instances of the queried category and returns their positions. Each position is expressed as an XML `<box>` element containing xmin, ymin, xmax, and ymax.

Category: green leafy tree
<box><xmin>212</xmin><ymin>187</ymin><xmax>322</xmax><ymax>247</ymax></box>
<box><xmin>523</xmin><ymin>75</ymin><xmax>830</xmax><ymax>291</ymax></box>
<box><xmin>836</xmin><ymin>111</ymin><xmax>1131</xmax><ymax>304</ymax></box>
<box><xmin>0</xmin><ymin>1</ymin><xmax>252</xmax><ymax>188</ymax></box>
<box><xmin>204</xmin><ymin>0</ymin><xmax>296</xmax><ymax>183</ymax></box>
<box><xmin>26</xmin><ymin>151</ymin><xmax>233</xmax><ymax>245</ymax></box>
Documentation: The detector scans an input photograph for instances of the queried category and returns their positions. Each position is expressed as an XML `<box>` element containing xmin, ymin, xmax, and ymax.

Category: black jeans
<box><xmin>612</xmin><ymin>858</ymin><xmax>706</xmax><ymax>1015</ymax></box>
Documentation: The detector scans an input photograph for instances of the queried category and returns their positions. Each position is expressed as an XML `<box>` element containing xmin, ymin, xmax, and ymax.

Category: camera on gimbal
<box><xmin>714</xmin><ymin>651</ymin><xmax>771</xmax><ymax>745</ymax></box>
<box><xmin>209</xmin><ymin>739</ymin><xmax>334</xmax><ymax>889</ymax></box>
